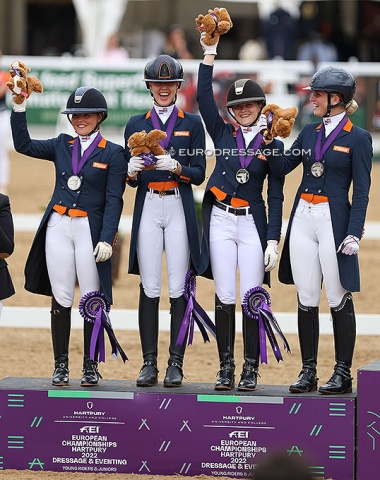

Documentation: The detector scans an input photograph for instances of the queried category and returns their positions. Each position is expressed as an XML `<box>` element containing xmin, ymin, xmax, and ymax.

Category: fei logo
<box><xmin>229</xmin><ymin>431</ymin><xmax>249</xmax><ymax>439</ymax></box>
<box><xmin>80</xmin><ymin>426</ymin><xmax>100</xmax><ymax>433</ymax></box>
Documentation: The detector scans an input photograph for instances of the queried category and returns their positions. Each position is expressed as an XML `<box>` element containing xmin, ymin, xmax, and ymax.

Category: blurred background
<box><xmin>0</xmin><ymin>0</ymin><xmax>380</xmax><ymax>157</ymax></box>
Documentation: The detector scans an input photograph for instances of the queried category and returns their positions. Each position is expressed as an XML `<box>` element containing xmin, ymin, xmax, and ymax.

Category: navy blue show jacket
<box><xmin>196</xmin><ymin>63</ymin><xmax>285</xmax><ymax>286</ymax></box>
<box><xmin>265</xmin><ymin>118</ymin><xmax>372</xmax><ymax>292</ymax></box>
<box><xmin>124</xmin><ymin>108</ymin><xmax>206</xmax><ymax>275</ymax></box>
<box><xmin>11</xmin><ymin>111</ymin><xmax>127</xmax><ymax>304</ymax></box>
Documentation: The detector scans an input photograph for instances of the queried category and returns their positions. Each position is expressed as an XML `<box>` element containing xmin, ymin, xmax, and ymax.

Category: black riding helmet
<box><xmin>225</xmin><ymin>79</ymin><xmax>266</xmax><ymax>125</ymax></box>
<box><xmin>143</xmin><ymin>54</ymin><xmax>185</xmax><ymax>88</ymax></box>
<box><xmin>303</xmin><ymin>66</ymin><xmax>356</xmax><ymax>116</ymax></box>
<box><xmin>61</xmin><ymin>86</ymin><xmax>108</xmax><ymax>122</ymax></box>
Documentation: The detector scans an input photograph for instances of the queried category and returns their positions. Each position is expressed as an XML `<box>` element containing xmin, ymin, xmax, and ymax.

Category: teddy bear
<box><xmin>261</xmin><ymin>104</ymin><xmax>299</xmax><ymax>141</ymax></box>
<box><xmin>195</xmin><ymin>7</ymin><xmax>233</xmax><ymax>46</ymax></box>
<box><xmin>6</xmin><ymin>60</ymin><xmax>43</xmax><ymax>104</ymax></box>
<box><xmin>127</xmin><ymin>129</ymin><xmax>167</xmax><ymax>169</ymax></box>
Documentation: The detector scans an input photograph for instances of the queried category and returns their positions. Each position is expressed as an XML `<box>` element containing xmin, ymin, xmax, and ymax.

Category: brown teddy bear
<box><xmin>261</xmin><ymin>104</ymin><xmax>298</xmax><ymax>141</ymax></box>
<box><xmin>6</xmin><ymin>60</ymin><xmax>43</xmax><ymax>104</ymax></box>
<box><xmin>127</xmin><ymin>129</ymin><xmax>167</xmax><ymax>169</ymax></box>
<box><xmin>195</xmin><ymin>7</ymin><xmax>233</xmax><ymax>46</ymax></box>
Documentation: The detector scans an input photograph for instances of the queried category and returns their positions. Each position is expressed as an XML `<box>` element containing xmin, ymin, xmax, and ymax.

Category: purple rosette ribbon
<box><xmin>242</xmin><ymin>286</ymin><xmax>290</xmax><ymax>364</ymax></box>
<box><xmin>176</xmin><ymin>270</ymin><xmax>216</xmax><ymax>346</ymax></box>
<box><xmin>79</xmin><ymin>291</ymin><xmax>128</xmax><ymax>364</ymax></box>
<box><xmin>140</xmin><ymin>152</ymin><xmax>159</xmax><ymax>168</ymax></box>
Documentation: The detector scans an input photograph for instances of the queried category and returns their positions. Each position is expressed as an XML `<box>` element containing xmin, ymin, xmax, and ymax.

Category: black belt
<box><xmin>150</xmin><ymin>188</ymin><xmax>176</xmax><ymax>197</ymax></box>
<box><xmin>214</xmin><ymin>201</ymin><xmax>251</xmax><ymax>216</ymax></box>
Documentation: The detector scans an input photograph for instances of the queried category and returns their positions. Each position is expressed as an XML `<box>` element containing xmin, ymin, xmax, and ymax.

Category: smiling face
<box><xmin>149</xmin><ymin>81</ymin><xmax>180</xmax><ymax>106</ymax></box>
<box><xmin>310</xmin><ymin>90</ymin><xmax>344</xmax><ymax>117</ymax></box>
<box><xmin>231</xmin><ymin>102</ymin><xmax>262</xmax><ymax>126</ymax></box>
<box><xmin>70</xmin><ymin>113</ymin><xmax>103</xmax><ymax>135</ymax></box>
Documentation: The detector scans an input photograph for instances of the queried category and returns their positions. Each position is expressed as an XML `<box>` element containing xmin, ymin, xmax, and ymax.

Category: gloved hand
<box><xmin>257</xmin><ymin>113</ymin><xmax>268</xmax><ymax>133</ymax></box>
<box><xmin>93</xmin><ymin>241</ymin><xmax>112</xmax><ymax>263</ymax></box>
<box><xmin>11</xmin><ymin>97</ymin><xmax>26</xmax><ymax>112</ymax></box>
<box><xmin>155</xmin><ymin>154</ymin><xmax>177</xmax><ymax>171</ymax></box>
<box><xmin>337</xmin><ymin>235</ymin><xmax>360</xmax><ymax>256</ymax></box>
<box><xmin>264</xmin><ymin>240</ymin><xmax>278</xmax><ymax>272</ymax></box>
<box><xmin>127</xmin><ymin>156</ymin><xmax>145</xmax><ymax>178</ymax></box>
<box><xmin>200</xmin><ymin>32</ymin><xmax>219</xmax><ymax>56</ymax></box>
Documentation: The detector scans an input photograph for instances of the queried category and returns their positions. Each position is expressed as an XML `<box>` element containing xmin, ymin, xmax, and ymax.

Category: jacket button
<box><xmin>225</xmin><ymin>157</ymin><xmax>229</xmax><ymax>160</ymax></box>
<box><xmin>222</xmin><ymin>171</ymin><xmax>226</xmax><ymax>175</ymax></box>
<box><xmin>306</xmin><ymin>173</ymin><xmax>310</xmax><ymax>176</ymax></box>
<box><xmin>318</xmin><ymin>190</ymin><xmax>321</xmax><ymax>193</ymax></box>
<box><xmin>59</xmin><ymin>201</ymin><xmax>62</xmax><ymax>204</ymax></box>
<box><xmin>61</xmin><ymin>172</ymin><xmax>65</xmax><ymax>175</ymax></box>
<box><xmin>305</xmin><ymin>188</ymin><xmax>309</xmax><ymax>192</ymax></box>
<box><xmin>73</xmin><ymin>203</ymin><xmax>77</xmax><ymax>207</ymax></box>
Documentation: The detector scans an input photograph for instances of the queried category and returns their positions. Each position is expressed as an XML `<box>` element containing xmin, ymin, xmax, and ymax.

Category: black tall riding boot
<box><xmin>164</xmin><ymin>295</ymin><xmax>187</xmax><ymax>387</ymax></box>
<box><xmin>214</xmin><ymin>295</ymin><xmax>236</xmax><ymax>391</ymax></box>
<box><xmin>238</xmin><ymin>313</ymin><xmax>260</xmax><ymax>391</ymax></box>
<box><xmin>136</xmin><ymin>284</ymin><xmax>160</xmax><ymax>387</ymax></box>
<box><xmin>319</xmin><ymin>293</ymin><xmax>355</xmax><ymax>394</ymax></box>
<box><xmin>51</xmin><ymin>297</ymin><xmax>71</xmax><ymax>387</ymax></box>
<box><xmin>289</xmin><ymin>303</ymin><xmax>319</xmax><ymax>393</ymax></box>
<box><xmin>81</xmin><ymin>319</ymin><xmax>101</xmax><ymax>387</ymax></box>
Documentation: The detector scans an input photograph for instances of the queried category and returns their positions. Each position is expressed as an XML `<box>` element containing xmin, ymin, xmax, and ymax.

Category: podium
<box><xmin>0</xmin><ymin>377</ymin><xmax>356</xmax><ymax>479</ymax></box>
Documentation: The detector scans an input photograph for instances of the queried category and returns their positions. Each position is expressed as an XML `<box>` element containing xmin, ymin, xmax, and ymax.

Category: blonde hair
<box><xmin>345</xmin><ymin>99</ymin><xmax>358</xmax><ymax>115</ymax></box>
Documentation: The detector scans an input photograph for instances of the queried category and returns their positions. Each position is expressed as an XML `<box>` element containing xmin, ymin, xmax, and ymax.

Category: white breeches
<box><xmin>137</xmin><ymin>190</ymin><xmax>190</xmax><ymax>299</ymax></box>
<box><xmin>209</xmin><ymin>205</ymin><xmax>264</xmax><ymax>305</ymax></box>
<box><xmin>0</xmin><ymin>110</ymin><xmax>10</xmax><ymax>189</ymax></box>
<box><xmin>289</xmin><ymin>199</ymin><xmax>347</xmax><ymax>308</ymax></box>
<box><xmin>45</xmin><ymin>212</ymin><xmax>100</xmax><ymax>308</ymax></box>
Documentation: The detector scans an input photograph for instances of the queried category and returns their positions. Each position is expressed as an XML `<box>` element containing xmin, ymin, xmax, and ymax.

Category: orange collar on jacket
<box><xmin>145</xmin><ymin>108</ymin><xmax>185</xmax><ymax>119</ymax></box>
<box><xmin>316</xmin><ymin>118</ymin><xmax>353</xmax><ymax>132</ymax></box>
<box><xmin>68</xmin><ymin>137</ymin><xmax>107</xmax><ymax>148</ymax></box>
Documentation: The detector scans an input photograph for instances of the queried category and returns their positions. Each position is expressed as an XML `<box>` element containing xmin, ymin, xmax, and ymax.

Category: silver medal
<box><xmin>311</xmin><ymin>162</ymin><xmax>324</xmax><ymax>177</ymax></box>
<box><xmin>310</xmin><ymin>162</ymin><xmax>324</xmax><ymax>177</ymax></box>
<box><xmin>67</xmin><ymin>175</ymin><xmax>82</xmax><ymax>190</ymax></box>
<box><xmin>236</xmin><ymin>168</ymin><xmax>250</xmax><ymax>184</ymax></box>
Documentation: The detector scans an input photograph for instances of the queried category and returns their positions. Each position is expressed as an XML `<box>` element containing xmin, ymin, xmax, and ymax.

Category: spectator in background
<box><xmin>161</xmin><ymin>24</ymin><xmax>194</xmax><ymax>60</ymax></box>
<box><xmin>0</xmin><ymin>192</ymin><xmax>15</xmax><ymax>319</ymax></box>
<box><xmin>297</xmin><ymin>31</ymin><xmax>338</xmax><ymax>70</ymax></box>
<box><xmin>100</xmin><ymin>33</ymin><xmax>129</xmax><ymax>63</ymax></box>
<box><xmin>239</xmin><ymin>37</ymin><xmax>268</xmax><ymax>61</ymax></box>
<box><xmin>0</xmin><ymin>49</ymin><xmax>11</xmax><ymax>195</ymax></box>
<box><xmin>262</xmin><ymin>7</ymin><xmax>298</xmax><ymax>60</ymax></box>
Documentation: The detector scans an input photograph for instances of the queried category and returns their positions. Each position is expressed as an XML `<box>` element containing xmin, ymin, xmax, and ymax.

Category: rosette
<box><xmin>242</xmin><ymin>286</ymin><xmax>290</xmax><ymax>363</ymax></box>
<box><xmin>79</xmin><ymin>291</ymin><xmax>128</xmax><ymax>363</ymax></box>
<box><xmin>176</xmin><ymin>269</ymin><xmax>216</xmax><ymax>346</ymax></box>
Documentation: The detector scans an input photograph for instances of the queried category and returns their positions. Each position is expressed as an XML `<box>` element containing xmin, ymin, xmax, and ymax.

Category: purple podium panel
<box><xmin>0</xmin><ymin>377</ymin><xmax>355</xmax><ymax>479</ymax></box>
<box><xmin>357</xmin><ymin>360</ymin><xmax>380</xmax><ymax>480</ymax></box>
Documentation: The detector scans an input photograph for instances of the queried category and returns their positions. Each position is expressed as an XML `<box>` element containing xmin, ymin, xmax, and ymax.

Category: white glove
<box><xmin>127</xmin><ymin>156</ymin><xmax>145</xmax><ymax>177</ymax></box>
<box><xmin>93</xmin><ymin>241</ymin><xmax>112</xmax><ymax>263</ymax></box>
<box><xmin>155</xmin><ymin>154</ymin><xmax>177</xmax><ymax>171</ymax></box>
<box><xmin>337</xmin><ymin>235</ymin><xmax>360</xmax><ymax>256</ymax></box>
<box><xmin>12</xmin><ymin>98</ymin><xmax>26</xmax><ymax>112</ymax></box>
<box><xmin>200</xmin><ymin>32</ymin><xmax>219</xmax><ymax>56</ymax></box>
<box><xmin>256</xmin><ymin>113</ymin><xmax>268</xmax><ymax>133</ymax></box>
<box><xmin>264</xmin><ymin>240</ymin><xmax>278</xmax><ymax>272</ymax></box>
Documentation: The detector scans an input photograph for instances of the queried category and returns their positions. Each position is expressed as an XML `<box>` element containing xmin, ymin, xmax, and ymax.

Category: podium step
<box><xmin>0</xmin><ymin>377</ymin><xmax>356</xmax><ymax>479</ymax></box>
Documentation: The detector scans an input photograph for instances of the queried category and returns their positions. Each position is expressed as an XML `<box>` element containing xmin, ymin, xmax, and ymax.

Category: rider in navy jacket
<box><xmin>11</xmin><ymin>86</ymin><xmax>126</xmax><ymax>388</ymax></box>
<box><xmin>265</xmin><ymin>66</ymin><xmax>372</xmax><ymax>395</ymax></box>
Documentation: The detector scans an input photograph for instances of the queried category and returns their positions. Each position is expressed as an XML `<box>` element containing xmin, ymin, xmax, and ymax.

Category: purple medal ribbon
<box><xmin>79</xmin><ymin>291</ymin><xmax>128</xmax><ymax>363</ymax></box>
<box><xmin>150</xmin><ymin>105</ymin><xmax>178</xmax><ymax>151</ymax></box>
<box><xmin>242</xmin><ymin>287</ymin><xmax>291</xmax><ymax>364</ymax></box>
<box><xmin>71</xmin><ymin>132</ymin><xmax>102</xmax><ymax>175</ymax></box>
<box><xmin>315</xmin><ymin>116</ymin><xmax>348</xmax><ymax>162</ymax></box>
<box><xmin>235</xmin><ymin>128</ymin><xmax>264</xmax><ymax>169</ymax></box>
<box><xmin>176</xmin><ymin>270</ymin><xmax>216</xmax><ymax>347</ymax></box>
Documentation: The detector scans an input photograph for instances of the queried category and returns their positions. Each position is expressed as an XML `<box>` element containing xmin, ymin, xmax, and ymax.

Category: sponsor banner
<box><xmin>0</xmin><ymin>378</ymin><xmax>355</xmax><ymax>478</ymax></box>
